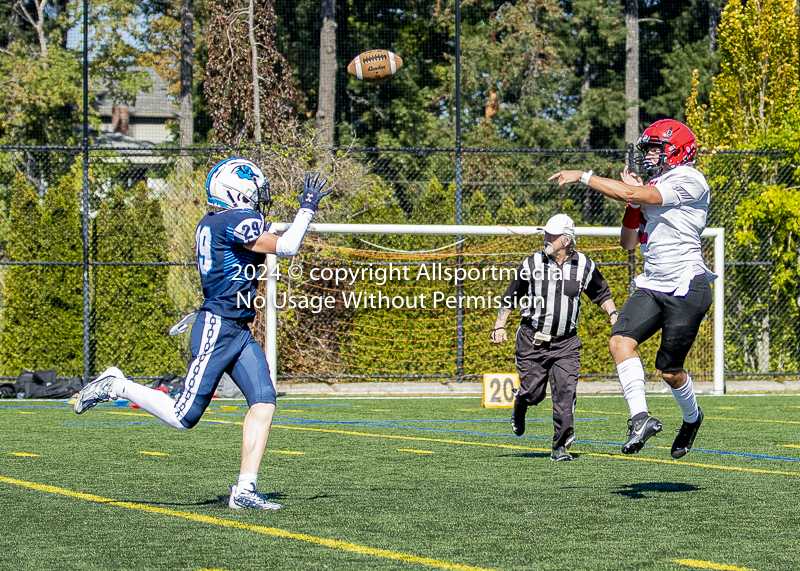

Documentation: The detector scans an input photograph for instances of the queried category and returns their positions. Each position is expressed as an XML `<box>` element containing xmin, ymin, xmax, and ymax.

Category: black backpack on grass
<box><xmin>0</xmin><ymin>383</ymin><xmax>17</xmax><ymax>398</ymax></box>
<box><xmin>14</xmin><ymin>370</ymin><xmax>83</xmax><ymax>399</ymax></box>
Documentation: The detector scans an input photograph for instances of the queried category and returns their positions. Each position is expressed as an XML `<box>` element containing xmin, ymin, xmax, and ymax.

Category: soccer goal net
<box><xmin>258</xmin><ymin>224</ymin><xmax>724</xmax><ymax>394</ymax></box>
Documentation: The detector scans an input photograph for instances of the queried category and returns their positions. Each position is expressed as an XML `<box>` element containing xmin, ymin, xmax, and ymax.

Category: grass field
<box><xmin>2</xmin><ymin>393</ymin><xmax>800</xmax><ymax>571</ymax></box>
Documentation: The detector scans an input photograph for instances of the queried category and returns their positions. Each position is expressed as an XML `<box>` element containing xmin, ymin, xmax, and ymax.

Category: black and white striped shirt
<box><xmin>500</xmin><ymin>250</ymin><xmax>612</xmax><ymax>338</ymax></box>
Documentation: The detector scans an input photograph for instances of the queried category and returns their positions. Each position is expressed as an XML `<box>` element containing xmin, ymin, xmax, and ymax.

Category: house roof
<box><xmin>94</xmin><ymin>67</ymin><xmax>178</xmax><ymax>119</ymax></box>
<box><xmin>78</xmin><ymin>124</ymin><xmax>156</xmax><ymax>148</ymax></box>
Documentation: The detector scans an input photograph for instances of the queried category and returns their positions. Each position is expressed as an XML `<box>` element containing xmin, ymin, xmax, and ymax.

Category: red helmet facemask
<box><xmin>633</xmin><ymin>119</ymin><xmax>697</xmax><ymax>178</ymax></box>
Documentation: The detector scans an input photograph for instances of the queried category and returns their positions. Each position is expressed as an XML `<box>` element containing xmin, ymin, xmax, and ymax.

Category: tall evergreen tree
<box><xmin>642</xmin><ymin>0</ymin><xmax>718</xmax><ymax>124</ymax></box>
<box><xmin>92</xmin><ymin>184</ymin><xmax>182</xmax><ymax>375</ymax></box>
<box><xmin>0</xmin><ymin>167</ymin><xmax>83</xmax><ymax>376</ymax></box>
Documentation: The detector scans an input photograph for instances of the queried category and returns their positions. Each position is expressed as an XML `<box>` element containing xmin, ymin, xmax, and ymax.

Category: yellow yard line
<box><xmin>576</xmin><ymin>410</ymin><xmax>800</xmax><ymax>425</ymax></box>
<box><xmin>704</xmin><ymin>416</ymin><xmax>800</xmax><ymax>425</ymax></box>
<box><xmin>672</xmin><ymin>558</ymin><xmax>755</xmax><ymax>570</ymax></box>
<box><xmin>273</xmin><ymin>424</ymin><xmax>553</xmax><ymax>452</ymax></box>
<box><xmin>0</xmin><ymin>476</ymin><xmax>499</xmax><ymax>571</ymax></box>
<box><xmin>272</xmin><ymin>425</ymin><xmax>800</xmax><ymax>478</ymax></box>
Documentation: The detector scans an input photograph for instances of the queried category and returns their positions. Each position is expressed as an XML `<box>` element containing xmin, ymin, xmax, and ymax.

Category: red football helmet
<box><xmin>634</xmin><ymin>119</ymin><xmax>697</xmax><ymax>177</ymax></box>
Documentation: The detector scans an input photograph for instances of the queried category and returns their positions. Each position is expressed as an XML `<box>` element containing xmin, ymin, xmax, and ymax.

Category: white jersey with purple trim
<box><xmin>637</xmin><ymin>165</ymin><xmax>717</xmax><ymax>296</ymax></box>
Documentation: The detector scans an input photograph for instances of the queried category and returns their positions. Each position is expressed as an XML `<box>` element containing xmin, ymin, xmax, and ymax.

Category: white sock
<box><xmin>671</xmin><ymin>372</ymin><xmax>699</xmax><ymax>423</ymax></box>
<box><xmin>113</xmin><ymin>378</ymin><xmax>186</xmax><ymax>430</ymax></box>
<box><xmin>237</xmin><ymin>473</ymin><xmax>257</xmax><ymax>491</ymax></box>
<box><xmin>617</xmin><ymin>357</ymin><xmax>648</xmax><ymax>418</ymax></box>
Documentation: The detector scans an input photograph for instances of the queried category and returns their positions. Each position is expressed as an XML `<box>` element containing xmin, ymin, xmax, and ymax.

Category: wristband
<box><xmin>622</xmin><ymin>205</ymin><xmax>641</xmax><ymax>230</ymax></box>
<box><xmin>609</xmin><ymin>311</ymin><xmax>619</xmax><ymax>317</ymax></box>
<box><xmin>580</xmin><ymin>170</ymin><xmax>593</xmax><ymax>185</ymax></box>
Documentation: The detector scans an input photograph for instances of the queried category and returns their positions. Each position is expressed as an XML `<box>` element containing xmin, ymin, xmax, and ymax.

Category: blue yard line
<box><xmin>61</xmin><ymin>421</ymin><xmax>165</xmax><ymax>426</ymax></box>
<box><xmin>6</xmin><ymin>402</ymin><xmax>353</xmax><ymax>411</ymax></box>
<box><xmin>329</xmin><ymin>418</ymin><xmax>600</xmax><ymax>424</ymax></box>
<box><xmin>62</xmin><ymin>420</ymin><xmax>234</xmax><ymax>426</ymax></box>
<box><xmin>1</xmin><ymin>403</ymin><xmax>125</xmax><ymax>410</ymax></box>
<box><xmin>2</xmin><ymin>405</ymin><xmax>74</xmax><ymax>409</ymax></box>
<box><xmin>277</xmin><ymin>403</ymin><xmax>352</xmax><ymax>407</ymax></box>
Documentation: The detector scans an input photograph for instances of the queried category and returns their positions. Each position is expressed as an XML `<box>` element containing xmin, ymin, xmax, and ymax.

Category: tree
<box><xmin>90</xmin><ymin>0</ymin><xmax>154</xmax><ymax>108</ymax></box>
<box><xmin>0</xmin><ymin>44</ymin><xmax>83</xmax><ymax>146</ymax></box>
<box><xmin>92</xmin><ymin>184</ymin><xmax>182</xmax><ymax>375</ymax></box>
<box><xmin>316</xmin><ymin>0</ymin><xmax>336</xmax><ymax>147</ymax></box>
<box><xmin>0</xmin><ymin>168</ymin><xmax>83</xmax><ymax>377</ymax></box>
<box><xmin>697</xmin><ymin>0</ymin><xmax>799</xmax><ymax>149</ymax></box>
<box><xmin>686</xmin><ymin>0</ymin><xmax>800</xmax><ymax>373</ymax></box>
<box><xmin>204</xmin><ymin>0</ymin><xmax>296</xmax><ymax>144</ymax></box>
<box><xmin>734</xmin><ymin>185</ymin><xmax>800</xmax><ymax>372</ymax></box>
<box><xmin>624</xmin><ymin>0</ymin><xmax>639</xmax><ymax>144</ymax></box>
<box><xmin>12</xmin><ymin>0</ymin><xmax>50</xmax><ymax>57</ymax></box>
<box><xmin>455</xmin><ymin>0</ymin><xmax>583</xmax><ymax>148</ymax></box>
<box><xmin>138</xmin><ymin>0</ymin><xmax>212</xmax><ymax>143</ymax></box>
<box><xmin>180</xmin><ymin>0</ymin><xmax>195</xmax><ymax>148</ymax></box>
<box><xmin>0</xmin><ymin>0</ymin><xmax>82</xmax><ymax>146</ymax></box>
<box><xmin>560</xmin><ymin>0</ymin><xmax>627</xmax><ymax>149</ymax></box>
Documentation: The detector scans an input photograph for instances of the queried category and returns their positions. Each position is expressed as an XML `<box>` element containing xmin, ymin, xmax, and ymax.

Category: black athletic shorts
<box><xmin>611</xmin><ymin>275</ymin><xmax>713</xmax><ymax>372</ymax></box>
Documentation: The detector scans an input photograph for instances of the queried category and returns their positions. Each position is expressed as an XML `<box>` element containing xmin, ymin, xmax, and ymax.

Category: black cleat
<box><xmin>511</xmin><ymin>396</ymin><xmax>527</xmax><ymax>436</ymax></box>
<box><xmin>671</xmin><ymin>407</ymin><xmax>703</xmax><ymax>459</ymax></box>
<box><xmin>550</xmin><ymin>446</ymin><xmax>573</xmax><ymax>461</ymax></box>
<box><xmin>621</xmin><ymin>415</ymin><xmax>663</xmax><ymax>454</ymax></box>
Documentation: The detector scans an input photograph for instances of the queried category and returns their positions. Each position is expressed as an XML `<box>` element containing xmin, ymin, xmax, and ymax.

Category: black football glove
<box><xmin>298</xmin><ymin>172</ymin><xmax>333</xmax><ymax>211</ymax></box>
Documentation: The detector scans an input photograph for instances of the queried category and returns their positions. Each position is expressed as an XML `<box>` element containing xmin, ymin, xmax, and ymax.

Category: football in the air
<box><xmin>347</xmin><ymin>50</ymin><xmax>403</xmax><ymax>83</ymax></box>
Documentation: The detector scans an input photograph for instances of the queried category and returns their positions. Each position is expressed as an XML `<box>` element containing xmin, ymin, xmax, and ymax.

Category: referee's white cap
<box><xmin>537</xmin><ymin>213</ymin><xmax>575</xmax><ymax>237</ymax></box>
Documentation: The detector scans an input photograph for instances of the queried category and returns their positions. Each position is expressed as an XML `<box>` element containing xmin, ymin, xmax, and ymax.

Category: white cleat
<box><xmin>73</xmin><ymin>367</ymin><xmax>124</xmax><ymax>414</ymax></box>
<box><xmin>229</xmin><ymin>483</ymin><xmax>282</xmax><ymax>510</ymax></box>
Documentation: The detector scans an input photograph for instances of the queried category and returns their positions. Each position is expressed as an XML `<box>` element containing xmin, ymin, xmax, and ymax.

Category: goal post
<box><xmin>266</xmin><ymin>224</ymin><xmax>725</xmax><ymax>395</ymax></box>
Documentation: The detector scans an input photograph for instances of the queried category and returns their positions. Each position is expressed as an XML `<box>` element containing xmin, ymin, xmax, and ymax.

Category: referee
<box><xmin>491</xmin><ymin>214</ymin><xmax>618</xmax><ymax>461</ymax></box>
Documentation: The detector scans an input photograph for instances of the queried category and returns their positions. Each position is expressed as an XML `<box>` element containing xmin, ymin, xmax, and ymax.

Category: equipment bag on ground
<box><xmin>14</xmin><ymin>370</ymin><xmax>83</xmax><ymax>399</ymax></box>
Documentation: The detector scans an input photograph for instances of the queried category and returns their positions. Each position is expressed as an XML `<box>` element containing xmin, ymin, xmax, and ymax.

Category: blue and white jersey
<box><xmin>195</xmin><ymin>208</ymin><xmax>269</xmax><ymax>319</ymax></box>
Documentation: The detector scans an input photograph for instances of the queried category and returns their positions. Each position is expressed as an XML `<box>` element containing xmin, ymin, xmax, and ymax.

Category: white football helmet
<box><xmin>205</xmin><ymin>158</ymin><xmax>272</xmax><ymax>211</ymax></box>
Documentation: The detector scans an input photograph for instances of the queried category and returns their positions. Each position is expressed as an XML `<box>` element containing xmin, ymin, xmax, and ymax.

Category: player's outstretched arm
<box><xmin>547</xmin><ymin>169</ymin><xmax>662</xmax><ymax>206</ymax></box>
<box><xmin>244</xmin><ymin>172</ymin><xmax>333</xmax><ymax>256</ymax></box>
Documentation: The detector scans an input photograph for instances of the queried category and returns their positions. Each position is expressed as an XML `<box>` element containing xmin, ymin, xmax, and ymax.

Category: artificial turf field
<box><xmin>1</xmin><ymin>394</ymin><xmax>799</xmax><ymax>571</ymax></box>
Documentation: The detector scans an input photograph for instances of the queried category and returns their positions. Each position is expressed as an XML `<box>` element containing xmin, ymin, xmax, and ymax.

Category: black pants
<box><xmin>515</xmin><ymin>326</ymin><xmax>581</xmax><ymax>449</ymax></box>
<box><xmin>611</xmin><ymin>275</ymin><xmax>713</xmax><ymax>372</ymax></box>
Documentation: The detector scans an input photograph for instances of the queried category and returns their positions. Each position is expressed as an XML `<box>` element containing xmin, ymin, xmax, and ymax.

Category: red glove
<box><xmin>622</xmin><ymin>204</ymin><xmax>641</xmax><ymax>230</ymax></box>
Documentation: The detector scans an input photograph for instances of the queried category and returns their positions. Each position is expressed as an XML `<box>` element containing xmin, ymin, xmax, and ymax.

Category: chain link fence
<box><xmin>0</xmin><ymin>146</ymin><xmax>796</xmax><ymax>384</ymax></box>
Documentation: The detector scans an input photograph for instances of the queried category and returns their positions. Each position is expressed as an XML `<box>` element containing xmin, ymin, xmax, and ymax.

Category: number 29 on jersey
<box><xmin>482</xmin><ymin>373</ymin><xmax>520</xmax><ymax>408</ymax></box>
